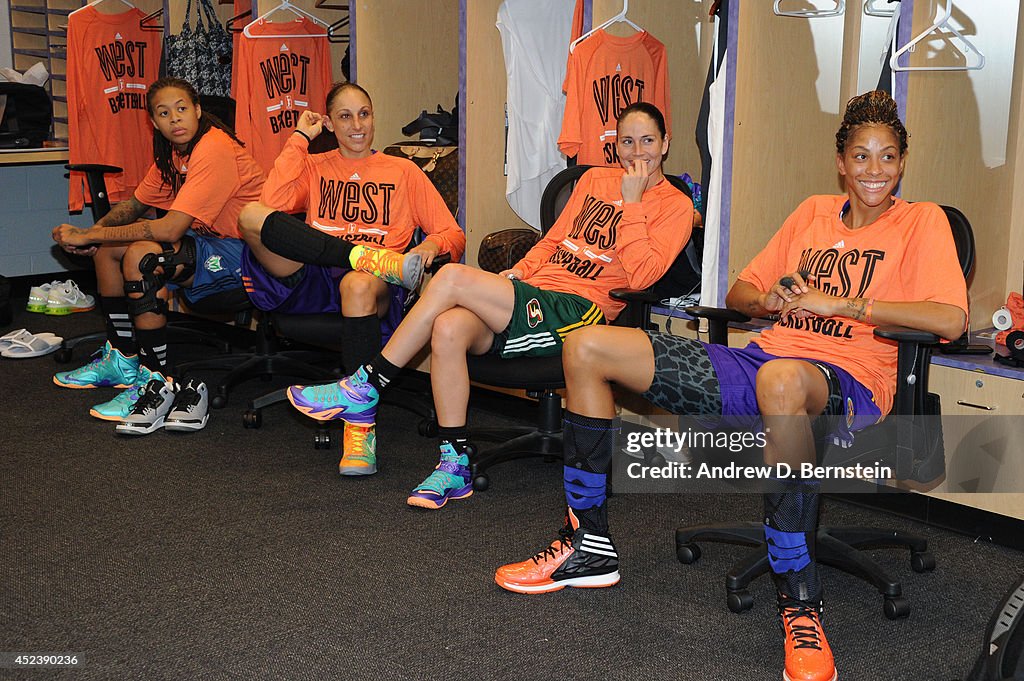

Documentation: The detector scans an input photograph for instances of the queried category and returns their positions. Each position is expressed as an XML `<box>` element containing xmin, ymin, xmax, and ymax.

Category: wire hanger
<box><xmin>139</xmin><ymin>7</ymin><xmax>163</xmax><ymax>31</ymax></box>
<box><xmin>569</xmin><ymin>0</ymin><xmax>644</xmax><ymax>54</ymax></box>
<box><xmin>890</xmin><ymin>1</ymin><xmax>985</xmax><ymax>72</ymax></box>
<box><xmin>70</xmin><ymin>0</ymin><xmax>135</xmax><ymax>16</ymax></box>
<box><xmin>244</xmin><ymin>0</ymin><xmax>329</xmax><ymax>39</ymax></box>
<box><xmin>773</xmin><ymin>0</ymin><xmax>844</xmax><ymax>18</ymax></box>
<box><xmin>863</xmin><ymin>0</ymin><xmax>897</xmax><ymax>18</ymax></box>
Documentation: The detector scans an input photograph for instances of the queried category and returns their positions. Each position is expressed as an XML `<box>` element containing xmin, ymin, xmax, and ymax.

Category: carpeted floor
<box><xmin>0</xmin><ymin>295</ymin><xmax>1019</xmax><ymax>680</ymax></box>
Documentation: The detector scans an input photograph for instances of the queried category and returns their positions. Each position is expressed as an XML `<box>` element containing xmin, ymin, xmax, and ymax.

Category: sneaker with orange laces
<box><xmin>340</xmin><ymin>423</ymin><xmax>377</xmax><ymax>475</ymax></box>
<box><xmin>778</xmin><ymin>596</ymin><xmax>837</xmax><ymax>681</ymax></box>
<box><xmin>494</xmin><ymin>508</ymin><xmax>620</xmax><ymax>594</ymax></box>
<box><xmin>349</xmin><ymin>244</ymin><xmax>424</xmax><ymax>290</ymax></box>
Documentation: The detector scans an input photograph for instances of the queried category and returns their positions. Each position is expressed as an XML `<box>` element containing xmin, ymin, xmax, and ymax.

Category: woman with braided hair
<box><xmin>52</xmin><ymin>77</ymin><xmax>265</xmax><ymax>426</ymax></box>
<box><xmin>496</xmin><ymin>90</ymin><xmax>968</xmax><ymax>681</ymax></box>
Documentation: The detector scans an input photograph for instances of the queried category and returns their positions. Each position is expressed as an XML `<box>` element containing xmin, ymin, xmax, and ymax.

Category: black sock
<box><xmin>341</xmin><ymin>315</ymin><xmax>382</xmax><ymax>374</ymax></box>
<box><xmin>101</xmin><ymin>296</ymin><xmax>135</xmax><ymax>356</ymax></box>
<box><xmin>764</xmin><ymin>481</ymin><xmax>821</xmax><ymax>603</ymax></box>
<box><xmin>437</xmin><ymin>425</ymin><xmax>470</xmax><ymax>456</ymax></box>
<box><xmin>563</xmin><ymin>411</ymin><xmax>616</xmax><ymax>535</ymax></box>
<box><xmin>361</xmin><ymin>353</ymin><xmax>401</xmax><ymax>391</ymax></box>
<box><xmin>134</xmin><ymin>326</ymin><xmax>168</xmax><ymax>374</ymax></box>
<box><xmin>260</xmin><ymin>211</ymin><xmax>356</xmax><ymax>266</ymax></box>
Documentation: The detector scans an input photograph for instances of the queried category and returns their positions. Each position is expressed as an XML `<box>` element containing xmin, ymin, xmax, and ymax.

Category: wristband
<box><xmin>864</xmin><ymin>298</ymin><xmax>875</xmax><ymax>322</ymax></box>
<box><xmin>294</xmin><ymin>130</ymin><xmax>312</xmax><ymax>143</ymax></box>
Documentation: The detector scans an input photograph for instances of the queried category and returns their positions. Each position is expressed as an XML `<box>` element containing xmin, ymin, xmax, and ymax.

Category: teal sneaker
<box><xmin>54</xmin><ymin>341</ymin><xmax>139</xmax><ymax>389</ymax></box>
<box><xmin>406</xmin><ymin>444</ymin><xmax>474</xmax><ymax>510</ymax></box>
<box><xmin>287</xmin><ymin>366</ymin><xmax>379</xmax><ymax>425</ymax></box>
<box><xmin>90</xmin><ymin>366</ymin><xmax>169</xmax><ymax>422</ymax></box>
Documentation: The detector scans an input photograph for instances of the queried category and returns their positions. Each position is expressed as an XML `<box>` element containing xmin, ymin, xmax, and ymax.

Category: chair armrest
<box><xmin>872</xmin><ymin>325</ymin><xmax>940</xmax><ymax>345</ymax></box>
<box><xmin>427</xmin><ymin>253</ymin><xmax>452</xmax><ymax>274</ymax></box>
<box><xmin>65</xmin><ymin>163</ymin><xmax>123</xmax><ymax>175</ymax></box>
<box><xmin>610</xmin><ymin>287</ymin><xmax>660</xmax><ymax>304</ymax></box>
<box><xmin>684</xmin><ymin>306</ymin><xmax>751</xmax><ymax>346</ymax></box>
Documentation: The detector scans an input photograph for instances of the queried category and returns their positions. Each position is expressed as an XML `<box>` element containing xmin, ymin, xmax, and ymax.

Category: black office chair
<box><xmin>672</xmin><ymin>204</ymin><xmax>975</xmax><ymax>619</ymax></box>
<box><xmin>463</xmin><ymin>165</ymin><xmax>695</xmax><ymax>490</ymax></box>
<box><xmin>54</xmin><ymin>163</ymin><xmax>251</xmax><ymax>367</ymax></box>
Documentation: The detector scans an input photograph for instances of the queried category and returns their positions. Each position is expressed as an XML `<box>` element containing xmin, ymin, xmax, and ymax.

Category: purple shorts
<box><xmin>240</xmin><ymin>246</ymin><xmax>407</xmax><ymax>341</ymax></box>
<box><xmin>704</xmin><ymin>342</ymin><xmax>883</xmax><ymax>445</ymax></box>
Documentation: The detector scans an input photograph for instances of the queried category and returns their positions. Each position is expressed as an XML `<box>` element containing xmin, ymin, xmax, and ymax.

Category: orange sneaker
<box><xmin>350</xmin><ymin>245</ymin><xmax>424</xmax><ymax>290</ymax></box>
<box><xmin>495</xmin><ymin>508</ymin><xmax>620</xmax><ymax>594</ymax></box>
<box><xmin>779</xmin><ymin>597</ymin><xmax>837</xmax><ymax>681</ymax></box>
<box><xmin>339</xmin><ymin>423</ymin><xmax>377</xmax><ymax>475</ymax></box>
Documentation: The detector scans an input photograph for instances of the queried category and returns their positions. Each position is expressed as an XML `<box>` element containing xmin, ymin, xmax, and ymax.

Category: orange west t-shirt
<box><xmin>66</xmin><ymin>6</ymin><xmax>161</xmax><ymax>211</ymax></box>
<box><xmin>516</xmin><ymin>167</ymin><xmax>692</xmax><ymax>321</ymax></box>
<box><xmin>739</xmin><ymin>195</ymin><xmax>969</xmax><ymax>416</ymax></box>
<box><xmin>134</xmin><ymin>127</ymin><xmax>266</xmax><ymax>239</ymax></box>
<box><xmin>234</xmin><ymin>18</ymin><xmax>333</xmax><ymax>173</ymax></box>
<box><xmin>261</xmin><ymin>134</ymin><xmax>466</xmax><ymax>260</ymax></box>
<box><xmin>559</xmin><ymin>30</ymin><xmax>671</xmax><ymax>167</ymax></box>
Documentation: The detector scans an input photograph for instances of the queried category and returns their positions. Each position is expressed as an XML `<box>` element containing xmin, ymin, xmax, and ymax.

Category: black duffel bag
<box><xmin>0</xmin><ymin>82</ymin><xmax>52</xmax><ymax>149</ymax></box>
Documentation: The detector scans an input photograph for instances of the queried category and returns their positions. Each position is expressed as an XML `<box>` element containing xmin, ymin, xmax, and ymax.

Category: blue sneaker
<box><xmin>407</xmin><ymin>444</ymin><xmax>474</xmax><ymax>510</ymax></box>
<box><xmin>90</xmin><ymin>366</ymin><xmax>169</xmax><ymax>422</ymax></box>
<box><xmin>287</xmin><ymin>367</ymin><xmax>378</xmax><ymax>425</ymax></box>
<box><xmin>54</xmin><ymin>341</ymin><xmax>139</xmax><ymax>389</ymax></box>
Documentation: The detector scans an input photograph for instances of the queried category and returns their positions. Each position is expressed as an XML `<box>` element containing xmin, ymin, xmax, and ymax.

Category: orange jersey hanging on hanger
<box><xmin>234</xmin><ymin>16</ymin><xmax>333</xmax><ymax>173</ymax></box>
<box><xmin>65</xmin><ymin>5</ymin><xmax>161</xmax><ymax>211</ymax></box>
<box><xmin>559</xmin><ymin>29</ymin><xmax>671</xmax><ymax>167</ymax></box>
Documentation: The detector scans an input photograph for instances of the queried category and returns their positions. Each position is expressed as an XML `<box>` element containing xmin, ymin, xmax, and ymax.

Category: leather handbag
<box><xmin>477</xmin><ymin>228</ymin><xmax>540</xmax><ymax>274</ymax></box>
<box><xmin>383</xmin><ymin>142</ymin><xmax>459</xmax><ymax>219</ymax></box>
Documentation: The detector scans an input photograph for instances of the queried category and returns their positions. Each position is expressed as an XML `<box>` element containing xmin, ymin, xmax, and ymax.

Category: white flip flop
<box><xmin>1</xmin><ymin>332</ymin><xmax>64</xmax><ymax>358</ymax></box>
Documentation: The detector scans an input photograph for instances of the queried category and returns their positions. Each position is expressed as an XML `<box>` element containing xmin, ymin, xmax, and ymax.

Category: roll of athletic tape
<box><xmin>993</xmin><ymin>307</ymin><xmax>1013</xmax><ymax>331</ymax></box>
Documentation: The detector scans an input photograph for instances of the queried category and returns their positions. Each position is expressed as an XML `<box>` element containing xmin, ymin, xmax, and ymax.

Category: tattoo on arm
<box><xmin>846</xmin><ymin>298</ymin><xmax>867</xmax><ymax>320</ymax></box>
<box><xmin>97</xmin><ymin>198</ymin><xmax>145</xmax><ymax>227</ymax></box>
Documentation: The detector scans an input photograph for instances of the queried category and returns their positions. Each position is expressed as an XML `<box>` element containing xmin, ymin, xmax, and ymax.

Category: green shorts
<box><xmin>490</xmin><ymin>280</ymin><xmax>605</xmax><ymax>358</ymax></box>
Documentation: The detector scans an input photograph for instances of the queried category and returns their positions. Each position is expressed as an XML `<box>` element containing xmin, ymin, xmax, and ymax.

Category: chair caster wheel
<box><xmin>243</xmin><ymin>409</ymin><xmax>262</xmax><ymax>429</ymax></box>
<box><xmin>54</xmin><ymin>348</ymin><xmax>72</xmax><ymax>363</ymax></box>
<box><xmin>211</xmin><ymin>393</ymin><xmax>227</xmax><ymax>410</ymax></box>
<box><xmin>472</xmin><ymin>474</ymin><xmax>490</xmax><ymax>492</ymax></box>
<box><xmin>676</xmin><ymin>542</ymin><xmax>701</xmax><ymax>565</ymax></box>
<box><xmin>910</xmin><ymin>551</ymin><xmax>935</xmax><ymax>573</ymax></box>
<box><xmin>884</xmin><ymin>596</ymin><xmax>910</xmax><ymax>619</ymax></box>
<box><xmin>727</xmin><ymin>590</ymin><xmax>754</xmax><ymax>614</ymax></box>
<box><xmin>313</xmin><ymin>429</ymin><xmax>331</xmax><ymax>450</ymax></box>
<box><xmin>418</xmin><ymin>418</ymin><xmax>438</xmax><ymax>437</ymax></box>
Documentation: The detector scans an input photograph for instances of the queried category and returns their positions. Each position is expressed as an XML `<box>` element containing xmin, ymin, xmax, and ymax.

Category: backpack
<box><xmin>0</xmin><ymin>83</ymin><xmax>52</xmax><ymax>149</ymax></box>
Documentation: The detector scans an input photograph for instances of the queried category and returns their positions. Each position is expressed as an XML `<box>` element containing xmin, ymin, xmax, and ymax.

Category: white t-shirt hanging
<box><xmin>497</xmin><ymin>0</ymin><xmax>573</xmax><ymax>229</ymax></box>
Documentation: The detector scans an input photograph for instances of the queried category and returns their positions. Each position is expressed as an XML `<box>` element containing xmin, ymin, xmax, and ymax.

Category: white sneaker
<box><xmin>115</xmin><ymin>379</ymin><xmax>178</xmax><ymax>435</ymax></box>
<box><xmin>164</xmin><ymin>378</ymin><xmax>210</xmax><ymax>432</ymax></box>
<box><xmin>27</xmin><ymin>280</ymin><xmax>63</xmax><ymax>313</ymax></box>
<box><xmin>45</xmin><ymin>281</ymin><xmax>96</xmax><ymax>315</ymax></box>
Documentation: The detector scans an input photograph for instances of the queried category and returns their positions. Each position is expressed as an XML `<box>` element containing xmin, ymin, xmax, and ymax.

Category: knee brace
<box><xmin>123</xmin><ymin>237</ymin><xmax>197</xmax><ymax>316</ymax></box>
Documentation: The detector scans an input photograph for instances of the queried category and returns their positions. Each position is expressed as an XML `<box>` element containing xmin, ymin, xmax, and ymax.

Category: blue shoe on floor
<box><xmin>90</xmin><ymin>367</ymin><xmax>169</xmax><ymax>421</ymax></box>
<box><xmin>287</xmin><ymin>367</ymin><xmax>379</xmax><ymax>426</ymax></box>
<box><xmin>54</xmin><ymin>341</ymin><xmax>138</xmax><ymax>389</ymax></box>
<box><xmin>407</xmin><ymin>445</ymin><xmax>474</xmax><ymax>510</ymax></box>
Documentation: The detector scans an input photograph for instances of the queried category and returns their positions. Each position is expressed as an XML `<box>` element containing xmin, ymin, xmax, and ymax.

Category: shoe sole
<box><xmin>90</xmin><ymin>408</ymin><xmax>130</xmax><ymax>422</ymax></box>
<box><xmin>286</xmin><ymin>387</ymin><xmax>376</xmax><ymax>425</ymax></box>
<box><xmin>402</xmin><ymin>253</ymin><xmax>425</xmax><ymax>290</ymax></box>
<box><xmin>26</xmin><ymin>303</ymin><xmax>47</xmax><ymax>313</ymax></box>
<box><xmin>115</xmin><ymin>418</ymin><xmax>165</xmax><ymax>435</ymax></box>
<box><xmin>164</xmin><ymin>416</ymin><xmax>209</xmax><ymax>432</ymax></box>
<box><xmin>339</xmin><ymin>464</ymin><xmax>377</xmax><ymax>476</ymax></box>
<box><xmin>45</xmin><ymin>305</ymin><xmax>95</xmax><ymax>316</ymax></box>
<box><xmin>495</xmin><ymin>571</ymin><xmax>621</xmax><ymax>594</ymax></box>
<box><xmin>53</xmin><ymin>376</ymin><xmax>134</xmax><ymax>390</ymax></box>
<box><xmin>783</xmin><ymin>672</ymin><xmax>836</xmax><ymax>681</ymax></box>
<box><xmin>406</xmin><ymin>487</ymin><xmax>473</xmax><ymax>510</ymax></box>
